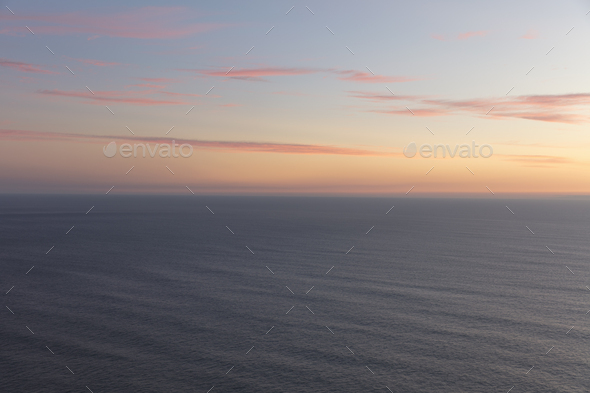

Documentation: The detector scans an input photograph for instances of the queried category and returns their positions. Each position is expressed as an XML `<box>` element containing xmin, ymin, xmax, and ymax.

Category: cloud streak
<box><xmin>185</xmin><ymin>66</ymin><xmax>417</xmax><ymax>83</ymax></box>
<box><xmin>0</xmin><ymin>58</ymin><xmax>57</xmax><ymax>74</ymax></box>
<box><xmin>351</xmin><ymin>91</ymin><xmax>590</xmax><ymax>124</ymax></box>
<box><xmin>0</xmin><ymin>129</ymin><xmax>396</xmax><ymax>157</ymax></box>
<box><xmin>38</xmin><ymin>89</ymin><xmax>193</xmax><ymax>106</ymax></box>
<box><xmin>0</xmin><ymin>7</ymin><xmax>226</xmax><ymax>39</ymax></box>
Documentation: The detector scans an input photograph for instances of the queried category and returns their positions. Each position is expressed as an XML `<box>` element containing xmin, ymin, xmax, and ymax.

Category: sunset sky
<box><xmin>1</xmin><ymin>0</ymin><xmax>589</xmax><ymax>195</ymax></box>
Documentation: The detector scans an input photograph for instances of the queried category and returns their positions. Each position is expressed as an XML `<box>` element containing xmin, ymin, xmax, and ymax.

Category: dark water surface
<box><xmin>1</xmin><ymin>196</ymin><xmax>589</xmax><ymax>392</ymax></box>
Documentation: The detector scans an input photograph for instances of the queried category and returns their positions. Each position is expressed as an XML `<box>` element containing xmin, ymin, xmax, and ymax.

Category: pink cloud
<box><xmin>75</xmin><ymin>58</ymin><xmax>120</xmax><ymax>67</ymax></box>
<box><xmin>0</xmin><ymin>58</ymin><xmax>57</xmax><ymax>74</ymax></box>
<box><xmin>189</xmin><ymin>66</ymin><xmax>417</xmax><ymax>84</ymax></box>
<box><xmin>521</xmin><ymin>29</ymin><xmax>539</xmax><ymax>39</ymax></box>
<box><xmin>0</xmin><ymin>129</ymin><xmax>396</xmax><ymax>157</ymax></box>
<box><xmin>370</xmin><ymin>108</ymin><xmax>447</xmax><ymax>117</ymax></box>
<box><xmin>128</xmin><ymin>83</ymin><xmax>167</xmax><ymax>89</ymax></box>
<box><xmin>457</xmin><ymin>31</ymin><xmax>488</xmax><ymax>40</ymax></box>
<box><xmin>189</xmin><ymin>67</ymin><xmax>320</xmax><ymax>82</ymax></box>
<box><xmin>351</xmin><ymin>90</ymin><xmax>590</xmax><ymax>124</ymax></box>
<box><xmin>335</xmin><ymin>70</ymin><xmax>417</xmax><ymax>84</ymax></box>
<box><xmin>0</xmin><ymin>7</ymin><xmax>226</xmax><ymax>39</ymax></box>
<box><xmin>137</xmin><ymin>77</ymin><xmax>179</xmax><ymax>83</ymax></box>
<box><xmin>38</xmin><ymin>89</ymin><xmax>191</xmax><ymax>106</ymax></box>
<box><xmin>431</xmin><ymin>34</ymin><xmax>446</xmax><ymax>41</ymax></box>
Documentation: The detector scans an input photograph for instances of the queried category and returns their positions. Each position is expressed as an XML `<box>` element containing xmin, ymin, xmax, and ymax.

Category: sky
<box><xmin>1</xmin><ymin>0</ymin><xmax>589</xmax><ymax>195</ymax></box>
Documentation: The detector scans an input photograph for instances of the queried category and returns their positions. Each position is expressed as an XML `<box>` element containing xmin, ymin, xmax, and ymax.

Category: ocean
<box><xmin>1</xmin><ymin>195</ymin><xmax>589</xmax><ymax>392</ymax></box>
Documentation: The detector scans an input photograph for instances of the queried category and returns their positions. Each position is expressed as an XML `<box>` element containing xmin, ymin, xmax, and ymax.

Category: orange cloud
<box><xmin>0</xmin><ymin>7</ymin><xmax>226</xmax><ymax>39</ymax></box>
<box><xmin>0</xmin><ymin>129</ymin><xmax>396</xmax><ymax>157</ymax></box>
<box><xmin>497</xmin><ymin>154</ymin><xmax>572</xmax><ymax>167</ymax></box>
<box><xmin>0</xmin><ymin>58</ymin><xmax>57</xmax><ymax>74</ymax></box>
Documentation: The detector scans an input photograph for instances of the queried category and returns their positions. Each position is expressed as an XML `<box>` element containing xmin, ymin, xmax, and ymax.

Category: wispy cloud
<box><xmin>187</xmin><ymin>66</ymin><xmax>417</xmax><ymax>83</ymax></box>
<box><xmin>0</xmin><ymin>7</ymin><xmax>226</xmax><ymax>39</ymax></box>
<box><xmin>186</xmin><ymin>67</ymin><xmax>320</xmax><ymax>82</ymax></box>
<box><xmin>431</xmin><ymin>31</ymin><xmax>489</xmax><ymax>41</ymax></box>
<box><xmin>137</xmin><ymin>77</ymin><xmax>180</xmax><ymax>83</ymax></box>
<box><xmin>521</xmin><ymin>29</ymin><xmax>539</xmax><ymax>39</ymax></box>
<box><xmin>0</xmin><ymin>129</ymin><xmax>396</xmax><ymax>157</ymax></box>
<box><xmin>0</xmin><ymin>58</ymin><xmax>57</xmax><ymax>74</ymax></box>
<box><xmin>74</xmin><ymin>58</ymin><xmax>120</xmax><ymax>67</ymax></box>
<box><xmin>497</xmin><ymin>154</ymin><xmax>573</xmax><ymax>167</ymax></box>
<box><xmin>38</xmin><ymin>89</ymin><xmax>191</xmax><ymax>106</ymax></box>
<box><xmin>457</xmin><ymin>30</ymin><xmax>488</xmax><ymax>40</ymax></box>
<box><xmin>351</xmin><ymin>91</ymin><xmax>590</xmax><ymax>124</ymax></box>
<box><xmin>334</xmin><ymin>70</ymin><xmax>418</xmax><ymax>84</ymax></box>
